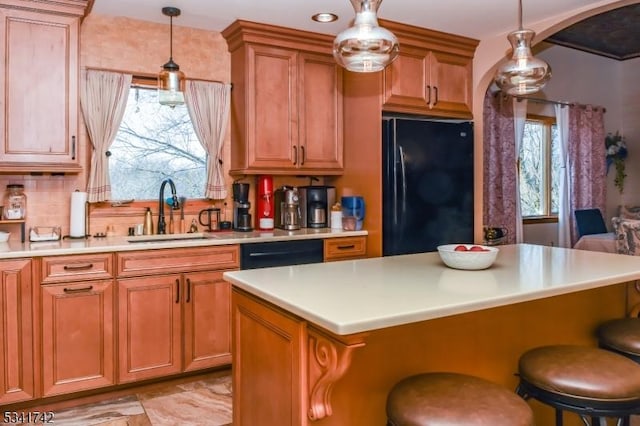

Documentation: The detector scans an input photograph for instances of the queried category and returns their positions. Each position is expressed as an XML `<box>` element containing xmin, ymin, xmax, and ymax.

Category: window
<box><xmin>519</xmin><ymin>115</ymin><xmax>560</xmax><ymax>218</ymax></box>
<box><xmin>109</xmin><ymin>83</ymin><xmax>206</xmax><ymax>200</ymax></box>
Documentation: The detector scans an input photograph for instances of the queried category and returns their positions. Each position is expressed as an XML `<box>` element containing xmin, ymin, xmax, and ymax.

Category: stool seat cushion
<box><xmin>597</xmin><ymin>318</ymin><xmax>640</xmax><ymax>355</ymax></box>
<box><xmin>519</xmin><ymin>345</ymin><xmax>640</xmax><ymax>401</ymax></box>
<box><xmin>386</xmin><ymin>372</ymin><xmax>533</xmax><ymax>426</ymax></box>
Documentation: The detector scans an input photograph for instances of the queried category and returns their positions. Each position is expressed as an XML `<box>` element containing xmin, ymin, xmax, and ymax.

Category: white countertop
<box><xmin>223</xmin><ymin>244</ymin><xmax>640</xmax><ymax>335</ymax></box>
<box><xmin>0</xmin><ymin>228</ymin><xmax>367</xmax><ymax>259</ymax></box>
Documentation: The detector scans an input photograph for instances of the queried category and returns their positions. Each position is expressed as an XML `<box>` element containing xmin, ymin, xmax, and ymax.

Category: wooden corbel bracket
<box><xmin>307</xmin><ymin>328</ymin><xmax>366</xmax><ymax>421</ymax></box>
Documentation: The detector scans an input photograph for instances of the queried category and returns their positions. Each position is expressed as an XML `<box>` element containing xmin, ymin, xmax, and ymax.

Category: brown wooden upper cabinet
<box><xmin>223</xmin><ymin>20</ymin><xmax>344</xmax><ymax>175</ymax></box>
<box><xmin>380</xmin><ymin>20</ymin><xmax>479</xmax><ymax>119</ymax></box>
<box><xmin>0</xmin><ymin>0</ymin><xmax>89</xmax><ymax>173</ymax></box>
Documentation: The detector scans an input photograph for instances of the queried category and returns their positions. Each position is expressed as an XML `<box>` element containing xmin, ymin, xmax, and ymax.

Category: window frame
<box><xmin>520</xmin><ymin>114</ymin><xmax>559</xmax><ymax>224</ymax></box>
<box><xmin>89</xmin><ymin>75</ymin><xmax>217</xmax><ymax>220</ymax></box>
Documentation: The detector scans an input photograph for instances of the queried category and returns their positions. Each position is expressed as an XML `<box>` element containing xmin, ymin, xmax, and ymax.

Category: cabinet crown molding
<box><xmin>380</xmin><ymin>19</ymin><xmax>479</xmax><ymax>58</ymax></box>
<box><xmin>222</xmin><ymin>19</ymin><xmax>334</xmax><ymax>54</ymax></box>
<box><xmin>0</xmin><ymin>0</ymin><xmax>90</xmax><ymax>16</ymax></box>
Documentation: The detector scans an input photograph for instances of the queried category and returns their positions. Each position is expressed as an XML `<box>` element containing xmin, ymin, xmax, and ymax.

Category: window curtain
<box><xmin>483</xmin><ymin>92</ymin><xmax>518</xmax><ymax>244</ymax></box>
<box><xmin>184</xmin><ymin>80</ymin><xmax>232</xmax><ymax>200</ymax></box>
<box><xmin>80</xmin><ymin>70</ymin><xmax>132</xmax><ymax>203</ymax></box>
<box><xmin>567</xmin><ymin>105</ymin><xmax>606</xmax><ymax>245</ymax></box>
<box><xmin>513</xmin><ymin>99</ymin><xmax>527</xmax><ymax>243</ymax></box>
<box><xmin>555</xmin><ymin>105</ymin><xmax>571</xmax><ymax>248</ymax></box>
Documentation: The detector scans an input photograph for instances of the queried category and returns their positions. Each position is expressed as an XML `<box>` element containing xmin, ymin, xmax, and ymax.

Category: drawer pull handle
<box><xmin>176</xmin><ymin>279</ymin><xmax>180</xmax><ymax>304</ymax></box>
<box><xmin>337</xmin><ymin>244</ymin><xmax>356</xmax><ymax>250</ymax></box>
<box><xmin>63</xmin><ymin>263</ymin><xmax>94</xmax><ymax>271</ymax></box>
<box><xmin>186</xmin><ymin>278</ymin><xmax>191</xmax><ymax>303</ymax></box>
<box><xmin>63</xmin><ymin>285</ymin><xmax>93</xmax><ymax>293</ymax></box>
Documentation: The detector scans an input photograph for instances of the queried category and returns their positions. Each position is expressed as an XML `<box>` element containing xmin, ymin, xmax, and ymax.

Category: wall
<box><xmin>470</xmin><ymin>0</ymin><xmax>634</xmax><ymax>244</ymax></box>
<box><xmin>79</xmin><ymin>15</ymin><xmax>232</xmax><ymax>236</ymax></box>
<box><xmin>515</xmin><ymin>43</ymin><xmax>640</xmax><ymax>245</ymax></box>
<box><xmin>0</xmin><ymin>14</ymin><xmax>231</xmax><ymax>241</ymax></box>
<box><xmin>3</xmin><ymin>5</ymin><xmax>633</xmax><ymax>243</ymax></box>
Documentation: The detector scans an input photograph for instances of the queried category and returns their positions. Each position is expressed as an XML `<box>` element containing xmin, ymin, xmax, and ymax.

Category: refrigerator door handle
<box><xmin>398</xmin><ymin>145</ymin><xmax>407</xmax><ymax>230</ymax></box>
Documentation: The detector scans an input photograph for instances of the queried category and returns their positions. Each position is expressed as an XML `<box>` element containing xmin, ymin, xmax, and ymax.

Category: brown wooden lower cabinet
<box><xmin>40</xmin><ymin>279</ymin><xmax>115</xmax><ymax>397</ymax></box>
<box><xmin>323</xmin><ymin>236</ymin><xmax>367</xmax><ymax>261</ymax></box>
<box><xmin>117</xmin><ymin>270</ymin><xmax>233</xmax><ymax>383</ymax></box>
<box><xmin>116</xmin><ymin>246</ymin><xmax>238</xmax><ymax>383</ymax></box>
<box><xmin>0</xmin><ymin>258</ymin><xmax>34</xmax><ymax>404</ymax></box>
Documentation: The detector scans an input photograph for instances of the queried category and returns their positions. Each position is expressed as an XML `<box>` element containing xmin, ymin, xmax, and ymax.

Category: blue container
<box><xmin>341</xmin><ymin>196</ymin><xmax>365</xmax><ymax>230</ymax></box>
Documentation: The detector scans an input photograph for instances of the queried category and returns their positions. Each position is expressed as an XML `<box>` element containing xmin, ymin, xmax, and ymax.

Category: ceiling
<box><xmin>546</xmin><ymin>3</ymin><xmax>640</xmax><ymax>60</ymax></box>
<box><xmin>89</xmin><ymin>0</ymin><xmax>639</xmax><ymax>61</ymax></box>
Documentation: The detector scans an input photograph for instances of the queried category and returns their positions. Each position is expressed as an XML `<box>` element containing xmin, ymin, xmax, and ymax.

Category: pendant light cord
<box><xmin>518</xmin><ymin>0</ymin><xmax>523</xmax><ymax>30</ymax></box>
<box><xmin>169</xmin><ymin>15</ymin><xmax>174</xmax><ymax>61</ymax></box>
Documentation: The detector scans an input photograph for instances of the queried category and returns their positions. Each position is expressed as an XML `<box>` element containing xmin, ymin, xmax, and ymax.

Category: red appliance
<box><xmin>256</xmin><ymin>175</ymin><xmax>274</xmax><ymax>230</ymax></box>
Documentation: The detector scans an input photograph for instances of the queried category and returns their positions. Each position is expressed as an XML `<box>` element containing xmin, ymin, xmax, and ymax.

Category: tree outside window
<box><xmin>109</xmin><ymin>85</ymin><xmax>206</xmax><ymax>200</ymax></box>
<box><xmin>519</xmin><ymin>116</ymin><xmax>560</xmax><ymax>218</ymax></box>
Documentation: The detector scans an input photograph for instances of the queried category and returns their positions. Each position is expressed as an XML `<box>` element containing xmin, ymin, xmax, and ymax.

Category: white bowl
<box><xmin>437</xmin><ymin>244</ymin><xmax>499</xmax><ymax>270</ymax></box>
<box><xmin>0</xmin><ymin>232</ymin><xmax>10</xmax><ymax>243</ymax></box>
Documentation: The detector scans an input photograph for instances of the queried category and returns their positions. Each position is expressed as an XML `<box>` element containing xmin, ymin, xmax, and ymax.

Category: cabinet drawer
<box><xmin>41</xmin><ymin>254</ymin><xmax>113</xmax><ymax>284</ymax></box>
<box><xmin>117</xmin><ymin>245</ymin><xmax>240</xmax><ymax>277</ymax></box>
<box><xmin>324</xmin><ymin>237</ymin><xmax>367</xmax><ymax>261</ymax></box>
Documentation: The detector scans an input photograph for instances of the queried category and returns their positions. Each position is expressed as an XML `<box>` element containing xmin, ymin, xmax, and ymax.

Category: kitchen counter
<box><xmin>224</xmin><ymin>244</ymin><xmax>640</xmax><ymax>334</ymax></box>
<box><xmin>224</xmin><ymin>244</ymin><xmax>640</xmax><ymax>425</ymax></box>
<box><xmin>0</xmin><ymin>228</ymin><xmax>367</xmax><ymax>259</ymax></box>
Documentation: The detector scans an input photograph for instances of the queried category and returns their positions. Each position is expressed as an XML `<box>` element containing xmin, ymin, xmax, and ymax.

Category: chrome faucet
<box><xmin>158</xmin><ymin>178</ymin><xmax>180</xmax><ymax>234</ymax></box>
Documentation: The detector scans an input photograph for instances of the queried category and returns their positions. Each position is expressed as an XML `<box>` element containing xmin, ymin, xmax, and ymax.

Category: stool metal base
<box><xmin>516</xmin><ymin>378</ymin><xmax>638</xmax><ymax>426</ymax></box>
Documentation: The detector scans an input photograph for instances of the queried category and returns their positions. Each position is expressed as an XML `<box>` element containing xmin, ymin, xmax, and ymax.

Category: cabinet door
<box><xmin>183</xmin><ymin>271</ymin><xmax>231</xmax><ymax>371</ymax></box>
<box><xmin>117</xmin><ymin>275</ymin><xmax>181</xmax><ymax>383</ymax></box>
<box><xmin>428</xmin><ymin>50</ymin><xmax>473</xmax><ymax>116</ymax></box>
<box><xmin>41</xmin><ymin>280</ymin><xmax>114</xmax><ymax>397</ymax></box>
<box><xmin>0</xmin><ymin>8</ymin><xmax>79</xmax><ymax>171</ymax></box>
<box><xmin>0</xmin><ymin>259</ymin><xmax>33</xmax><ymax>404</ymax></box>
<box><xmin>383</xmin><ymin>47</ymin><xmax>473</xmax><ymax>118</ymax></box>
<box><xmin>245</xmin><ymin>44</ymin><xmax>298</xmax><ymax>170</ymax></box>
<box><xmin>298</xmin><ymin>52</ymin><xmax>343</xmax><ymax>172</ymax></box>
<box><xmin>383</xmin><ymin>46</ymin><xmax>430</xmax><ymax>110</ymax></box>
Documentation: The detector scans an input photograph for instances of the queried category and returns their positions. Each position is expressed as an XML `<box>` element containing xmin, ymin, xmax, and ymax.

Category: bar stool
<box><xmin>597</xmin><ymin>317</ymin><xmax>640</xmax><ymax>363</ymax></box>
<box><xmin>516</xmin><ymin>345</ymin><xmax>640</xmax><ymax>426</ymax></box>
<box><xmin>386</xmin><ymin>372</ymin><xmax>534</xmax><ymax>425</ymax></box>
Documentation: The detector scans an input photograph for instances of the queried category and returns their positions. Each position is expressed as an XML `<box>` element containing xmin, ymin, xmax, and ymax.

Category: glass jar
<box><xmin>4</xmin><ymin>184</ymin><xmax>26</xmax><ymax>220</ymax></box>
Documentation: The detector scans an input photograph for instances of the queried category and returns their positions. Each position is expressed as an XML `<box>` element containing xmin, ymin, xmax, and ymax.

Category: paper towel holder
<box><xmin>64</xmin><ymin>190</ymin><xmax>90</xmax><ymax>239</ymax></box>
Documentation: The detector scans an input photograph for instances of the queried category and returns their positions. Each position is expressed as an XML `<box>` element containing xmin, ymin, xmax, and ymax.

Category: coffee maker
<box><xmin>232</xmin><ymin>182</ymin><xmax>252</xmax><ymax>232</ymax></box>
<box><xmin>297</xmin><ymin>186</ymin><xmax>336</xmax><ymax>228</ymax></box>
<box><xmin>274</xmin><ymin>186</ymin><xmax>301</xmax><ymax>230</ymax></box>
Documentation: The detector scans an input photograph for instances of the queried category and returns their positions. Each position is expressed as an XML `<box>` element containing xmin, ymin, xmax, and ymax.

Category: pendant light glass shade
<box><xmin>159</xmin><ymin>60</ymin><xmax>185</xmax><ymax>107</ymax></box>
<box><xmin>494</xmin><ymin>1</ymin><xmax>551</xmax><ymax>95</ymax></box>
<box><xmin>158</xmin><ymin>7</ymin><xmax>185</xmax><ymax>107</ymax></box>
<box><xmin>333</xmin><ymin>0</ymin><xmax>399</xmax><ymax>73</ymax></box>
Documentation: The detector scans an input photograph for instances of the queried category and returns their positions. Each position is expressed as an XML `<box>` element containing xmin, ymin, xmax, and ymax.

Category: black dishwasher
<box><xmin>240</xmin><ymin>239</ymin><xmax>324</xmax><ymax>270</ymax></box>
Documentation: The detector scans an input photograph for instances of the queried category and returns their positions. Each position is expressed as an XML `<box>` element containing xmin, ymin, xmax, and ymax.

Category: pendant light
<box><xmin>494</xmin><ymin>0</ymin><xmax>551</xmax><ymax>95</ymax></box>
<box><xmin>333</xmin><ymin>0</ymin><xmax>399</xmax><ymax>73</ymax></box>
<box><xmin>158</xmin><ymin>6</ymin><xmax>185</xmax><ymax>107</ymax></box>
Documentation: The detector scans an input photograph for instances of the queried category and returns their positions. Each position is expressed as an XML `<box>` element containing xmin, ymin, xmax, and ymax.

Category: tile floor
<box><xmin>18</xmin><ymin>371</ymin><xmax>232</xmax><ymax>426</ymax></box>
<box><xmin>11</xmin><ymin>369</ymin><xmax>640</xmax><ymax>425</ymax></box>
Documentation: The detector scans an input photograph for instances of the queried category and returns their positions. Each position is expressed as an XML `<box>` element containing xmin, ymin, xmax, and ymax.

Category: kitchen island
<box><xmin>223</xmin><ymin>244</ymin><xmax>640</xmax><ymax>426</ymax></box>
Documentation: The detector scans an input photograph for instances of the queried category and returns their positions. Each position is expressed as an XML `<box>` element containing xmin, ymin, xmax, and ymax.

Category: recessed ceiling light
<box><xmin>312</xmin><ymin>12</ymin><xmax>338</xmax><ymax>23</ymax></box>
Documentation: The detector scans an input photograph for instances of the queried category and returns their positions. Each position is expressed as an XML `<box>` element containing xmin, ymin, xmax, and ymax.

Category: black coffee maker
<box><xmin>297</xmin><ymin>186</ymin><xmax>336</xmax><ymax>228</ymax></box>
<box><xmin>233</xmin><ymin>182</ymin><xmax>252</xmax><ymax>232</ymax></box>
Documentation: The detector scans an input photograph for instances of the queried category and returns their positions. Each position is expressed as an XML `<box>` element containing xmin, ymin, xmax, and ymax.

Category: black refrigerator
<box><xmin>382</xmin><ymin>115</ymin><xmax>474</xmax><ymax>256</ymax></box>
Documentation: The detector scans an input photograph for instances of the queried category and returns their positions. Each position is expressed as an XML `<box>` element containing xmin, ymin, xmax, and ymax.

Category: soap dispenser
<box><xmin>143</xmin><ymin>208</ymin><xmax>154</xmax><ymax>235</ymax></box>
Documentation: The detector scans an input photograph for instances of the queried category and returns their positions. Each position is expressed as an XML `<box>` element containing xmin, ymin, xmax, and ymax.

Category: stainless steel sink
<box><xmin>126</xmin><ymin>232</ymin><xmax>211</xmax><ymax>243</ymax></box>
